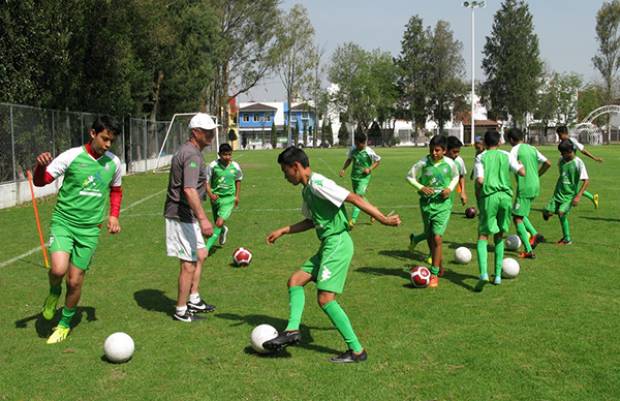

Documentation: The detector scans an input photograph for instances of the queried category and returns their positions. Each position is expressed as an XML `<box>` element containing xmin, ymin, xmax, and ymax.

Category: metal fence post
<box><xmin>143</xmin><ymin>118</ymin><xmax>148</xmax><ymax>172</ymax></box>
<box><xmin>10</xmin><ymin>104</ymin><xmax>17</xmax><ymax>182</ymax></box>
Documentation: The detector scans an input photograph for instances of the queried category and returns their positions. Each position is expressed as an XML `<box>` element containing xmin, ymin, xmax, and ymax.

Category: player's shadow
<box><xmin>133</xmin><ymin>289</ymin><xmax>175</xmax><ymax>317</ymax></box>
<box><xmin>579</xmin><ymin>216</ymin><xmax>620</xmax><ymax>223</ymax></box>
<box><xmin>440</xmin><ymin>269</ymin><xmax>479</xmax><ymax>292</ymax></box>
<box><xmin>379</xmin><ymin>249</ymin><xmax>426</xmax><ymax>262</ymax></box>
<box><xmin>215</xmin><ymin>313</ymin><xmax>340</xmax><ymax>356</ymax></box>
<box><xmin>14</xmin><ymin>306</ymin><xmax>97</xmax><ymax>338</ymax></box>
<box><xmin>355</xmin><ymin>266</ymin><xmax>410</xmax><ymax>280</ymax></box>
<box><xmin>443</xmin><ymin>240</ymin><xmax>480</xmax><ymax>250</ymax></box>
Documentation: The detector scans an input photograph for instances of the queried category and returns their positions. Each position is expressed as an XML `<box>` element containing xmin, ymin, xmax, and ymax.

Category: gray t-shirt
<box><xmin>164</xmin><ymin>142</ymin><xmax>206</xmax><ymax>223</ymax></box>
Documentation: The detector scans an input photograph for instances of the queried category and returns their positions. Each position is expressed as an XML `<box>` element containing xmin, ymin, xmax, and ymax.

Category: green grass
<box><xmin>0</xmin><ymin>146</ymin><xmax>619</xmax><ymax>401</ymax></box>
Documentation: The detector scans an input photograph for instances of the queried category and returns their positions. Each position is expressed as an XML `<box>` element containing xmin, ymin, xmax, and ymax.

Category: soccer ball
<box><xmin>506</xmin><ymin>235</ymin><xmax>522</xmax><ymax>251</ymax></box>
<box><xmin>455</xmin><ymin>247</ymin><xmax>472</xmax><ymax>264</ymax></box>
<box><xmin>103</xmin><ymin>332</ymin><xmax>135</xmax><ymax>363</ymax></box>
<box><xmin>409</xmin><ymin>266</ymin><xmax>431</xmax><ymax>288</ymax></box>
<box><xmin>465</xmin><ymin>207</ymin><xmax>477</xmax><ymax>219</ymax></box>
<box><xmin>232</xmin><ymin>247</ymin><xmax>252</xmax><ymax>266</ymax></box>
<box><xmin>250</xmin><ymin>324</ymin><xmax>279</xmax><ymax>354</ymax></box>
<box><xmin>502</xmin><ymin>258</ymin><xmax>520</xmax><ymax>278</ymax></box>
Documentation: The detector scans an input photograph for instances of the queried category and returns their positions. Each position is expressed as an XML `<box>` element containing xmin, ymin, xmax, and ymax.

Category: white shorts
<box><xmin>165</xmin><ymin>218</ymin><xmax>206</xmax><ymax>262</ymax></box>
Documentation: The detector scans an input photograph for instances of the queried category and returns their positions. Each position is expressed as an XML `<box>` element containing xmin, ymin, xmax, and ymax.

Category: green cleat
<box><xmin>42</xmin><ymin>293</ymin><xmax>60</xmax><ymax>320</ymax></box>
<box><xmin>46</xmin><ymin>326</ymin><xmax>70</xmax><ymax>344</ymax></box>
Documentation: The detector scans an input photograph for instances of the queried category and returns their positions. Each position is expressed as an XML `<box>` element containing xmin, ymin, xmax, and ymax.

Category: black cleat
<box><xmin>173</xmin><ymin>309</ymin><xmax>195</xmax><ymax>323</ymax></box>
<box><xmin>187</xmin><ymin>300</ymin><xmax>216</xmax><ymax>313</ymax></box>
<box><xmin>262</xmin><ymin>330</ymin><xmax>301</xmax><ymax>351</ymax></box>
<box><xmin>329</xmin><ymin>349</ymin><xmax>368</xmax><ymax>363</ymax></box>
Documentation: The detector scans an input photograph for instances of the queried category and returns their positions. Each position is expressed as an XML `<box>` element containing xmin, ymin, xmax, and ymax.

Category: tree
<box><xmin>337</xmin><ymin>123</ymin><xmax>349</xmax><ymax>146</ymax></box>
<box><xmin>276</xmin><ymin>4</ymin><xmax>316</xmax><ymax>145</ymax></box>
<box><xmin>482</xmin><ymin>0</ymin><xmax>543</xmax><ymax>127</ymax></box>
<box><xmin>270</xmin><ymin>120</ymin><xmax>278</xmax><ymax>148</ymax></box>
<box><xmin>577</xmin><ymin>84</ymin><xmax>605</xmax><ymax>122</ymax></box>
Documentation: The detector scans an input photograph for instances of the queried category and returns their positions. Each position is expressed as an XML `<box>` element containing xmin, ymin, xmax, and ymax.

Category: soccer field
<box><xmin>1</xmin><ymin>146</ymin><xmax>618</xmax><ymax>401</ymax></box>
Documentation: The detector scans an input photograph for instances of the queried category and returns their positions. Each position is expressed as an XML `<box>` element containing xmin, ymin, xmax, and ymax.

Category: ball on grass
<box><xmin>250</xmin><ymin>324</ymin><xmax>278</xmax><ymax>354</ymax></box>
<box><xmin>506</xmin><ymin>234</ymin><xmax>522</xmax><ymax>251</ymax></box>
<box><xmin>103</xmin><ymin>332</ymin><xmax>135</xmax><ymax>363</ymax></box>
<box><xmin>502</xmin><ymin>258</ymin><xmax>520</xmax><ymax>278</ymax></box>
<box><xmin>455</xmin><ymin>247</ymin><xmax>472</xmax><ymax>264</ymax></box>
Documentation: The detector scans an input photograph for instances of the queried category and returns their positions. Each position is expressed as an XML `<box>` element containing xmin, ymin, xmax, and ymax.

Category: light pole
<box><xmin>463</xmin><ymin>1</ymin><xmax>485</xmax><ymax>144</ymax></box>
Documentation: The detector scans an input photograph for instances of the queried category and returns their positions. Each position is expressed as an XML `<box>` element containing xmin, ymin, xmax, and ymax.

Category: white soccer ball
<box><xmin>502</xmin><ymin>258</ymin><xmax>520</xmax><ymax>278</ymax></box>
<box><xmin>505</xmin><ymin>235</ymin><xmax>522</xmax><ymax>251</ymax></box>
<box><xmin>103</xmin><ymin>332</ymin><xmax>135</xmax><ymax>363</ymax></box>
<box><xmin>455</xmin><ymin>247</ymin><xmax>472</xmax><ymax>264</ymax></box>
<box><xmin>250</xmin><ymin>324</ymin><xmax>278</xmax><ymax>354</ymax></box>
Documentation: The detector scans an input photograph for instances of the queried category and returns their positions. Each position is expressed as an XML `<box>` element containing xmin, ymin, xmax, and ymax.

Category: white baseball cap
<box><xmin>188</xmin><ymin>113</ymin><xmax>219</xmax><ymax>130</ymax></box>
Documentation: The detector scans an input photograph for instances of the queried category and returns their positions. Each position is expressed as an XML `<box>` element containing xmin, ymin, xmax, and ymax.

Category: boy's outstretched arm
<box><xmin>581</xmin><ymin>147</ymin><xmax>603</xmax><ymax>163</ymax></box>
<box><xmin>339</xmin><ymin>158</ymin><xmax>352</xmax><ymax>177</ymax></box>
<box><xmin>266</xmin><ymin>219</ymin><xmax>315</xmax><ymax>244</ymax></box>
<box><xmin>345</xmin><ymin>193</ymin><xmax>401</xmax><ymax>226</ymax></box>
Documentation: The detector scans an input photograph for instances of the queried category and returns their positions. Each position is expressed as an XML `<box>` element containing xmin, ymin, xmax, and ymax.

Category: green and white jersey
<box><xmin>552</xmin><ymin>156</ymin><xmax>588</xmax><ymax>202</ymax></box>
<box><xmin>474</xmin><ymin>149</ymin><xmax>521</xmax><ymax>198</ymax></box>
<box><xmin>406</xmin><ymin>156</ymin><xmax>459</xmax><ymax>209</ymax></box>
<box><xmin>510</xmin><ymin>143</ymin><xmax>548</xmax><ymax>198</ymax></box>
<box><xmin>206</xmin><ymin>160</ymin><xmax>243</xmax><ymax>197</ymax></box>
<box><xmin>46</xmin><ymin>146</ymin><xmax>122</xmax><ymax>226</ymax></box>
<box><xmin>347</xmin><ymin>146</ymin><xmax>381</xmax><ymax>180</ymax></box>
<box><xmin>301</xmin><ymin>173</ymin><xmax>350</xmax><ymax>241</ymax></box>
<box><xmin>454</xmin><ymin>156</ymin><xmax>467</xmax><ymax>176</ymax></box>
<box><xmin>569</xmin><ymin>137</ymin><xmax>585</xmax><ymax>152</ymax></box>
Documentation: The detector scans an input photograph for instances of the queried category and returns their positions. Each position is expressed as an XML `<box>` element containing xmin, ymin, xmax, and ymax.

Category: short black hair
<box><xmin>504</xmin><ymin>128</ymin><xmax>524</xmax><ymax>142</ymax></box>
<box><xmin>484</xmin><ymin>130</ymin><xmax>501</xmax><ymax>147</ymax></box>
<box><xmin>219</xmin><ymin>143</ymin><xmax>233</xmax><ymax>153</ymax></box>
<box><xmin>92</xmin><ymin>115</ymin><xmax>120</xmax><ymax>136</ymax></box>
<box><xmin>556</xmin><ymin>125</ymin><xmax>568</xmax><ymax>134</ymax></box>
<box><xmin>429</xmin><ymin>135</ymin><xmax>447</xmax><ymax>150</ymax></box>
<box><xmin>354</xmin><ymin>132</ymin><xmax>367</xmax><ymax>144</ymax></box>
<box><xmin>558</xmin><ymin>140</ymin><xmax>573</xmax><ymax>153</ymax></box>
<box><xmin>277</xmin><ymin>146</ymin><xmax>309</xmax><ymax>168</ymax></box>
<box><xmin>446</xmin><ymin>136</ymin><xmax>463</xmax><ymax>150</ymax></box>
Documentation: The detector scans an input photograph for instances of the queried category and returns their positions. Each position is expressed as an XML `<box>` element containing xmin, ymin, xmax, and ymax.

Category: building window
<box><xmin>253</xmin><ymin>114</ymin><xmax>259</xmax><ymax>122</ymax></box>
<box><xmin>242</xmin><ymin>114</ymin><xmax>249</xmax><ymax>122</ymax></box>
<box><xmin>302</xmin><ymin>112</ymin><xmax>308</xmax><ymax>119</ymax></box>
<box><xmin>259</xmin><ymin>114</ymin><xmax>265</xmax><ymax>122</ymax></box>
<box><xmin>266</xmin><ymin>114</ymin><xmax>272</xmax><ymax>122</ymax></box>
<box><xmin>291</xmin><ymin>114</ymin><xmax>297</xmax><ymax>122</ymax></box>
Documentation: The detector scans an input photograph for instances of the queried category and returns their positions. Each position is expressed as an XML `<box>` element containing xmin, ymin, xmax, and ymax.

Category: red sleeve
<box><xmin>109</xmin><ymin>186</ymin><xmax>122</xmax><ymax>217</ymax></box>
<box><xmin>33</xmin><ymin>164</ymin><xmax>54</xmax><ymax>187</ymax></box>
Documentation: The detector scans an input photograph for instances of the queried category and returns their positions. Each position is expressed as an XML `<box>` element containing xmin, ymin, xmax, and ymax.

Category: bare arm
<box><xmin>184</xmin><ymin>187</ymin><xmax>213</xmax><ymax>237</ymax></box>
<box><xmin>234</xmin><ymin>180</ymin><xmax>241</xmax><ymax>207</ymax></box>
<box><xmin>572</xmin><ymin>179</ymin><xmax>590</xmax><ymax>206</ymax></box>
<box><xmin>581</xmin><ymin>148</ymin><xmax>603</xmax><ymax>163</ymax></box>
<box><xmin>459</xmin><ymin>176</ymin><xmax>467</xmax><ymax>205</ymax></box>
<box><xmin>266</xmin><ymin>219</ymin><xmax>315</xmax><ymax>244</ymax></box>
<box><xmin>339</xmin><ymin>158</ymin><xmax>352</xmax><ymax>177</ymax></box>
<box><xmin>345</xmin><ymin>193</ymin><xmax>400</xmax><ymax>226</ymax></box>
<box><xmin>364</xmin><ymin>160</ymin><xmax>381</xmax><ymax>175</ymax></box>
<box><xmin>538</xmin><ymin>160</ymin><xmax>551</xmax><ymax>177</ymax></box>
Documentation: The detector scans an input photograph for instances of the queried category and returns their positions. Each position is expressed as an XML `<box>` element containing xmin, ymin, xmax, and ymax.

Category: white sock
<box><xmin>189</xmin><ymin>293</ymin><xmax>201</xmax><ymax>304</ymax></box>
<box><xmin>176</xmin><ymin>305</ymin><xmax>187</xmax><ymax>315</ymax></box>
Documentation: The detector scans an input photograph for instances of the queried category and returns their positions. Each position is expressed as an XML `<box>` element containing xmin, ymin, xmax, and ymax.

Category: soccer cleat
<box><xmin>428</xmin><ymin>275</ymin><xmax>439</xmax><ymax>288</ymax></box>
<box><xmin>348</xmin><ymin>219</ymin><xmax>355</xmax><ymax>230</ymax></box>
<box><xmin>262</xmin><ymin>330</ymin><xmax>301</xmax><ymax>351</ymax></box>
<box><xmin>474</xmin><ymin>275</ymin><xmax>489</xmax><ymax>292</ymax></box>
<box><xmin>425</xmin><ymin>255</ymin><xmax>433</xmax><ymax>265</ymax></box>
<box><xmin>41</xmin><ymin>293</ymin><xmax>60</xmax><ymax>320</ymax></box>
<box><xmin>370</xmin><ymin>216</ymin><xmax>376</xmax><ymax>224</ymax></box>
<box><xmin>173</xmin><ymin>309</ymin><xmax>196</xmax><ymax>323</ymax></box>
<box><xmin>518</xmin><ymin>251</ymin><xmax>536</xmax><ymax>259</ymax></box>
<box><xmin>557</xmin><ymin>238</ymin><xmax>572</xmax><ymax>245</ymax></box>
<box><xmin>593</xmin><ymin>193</ymin><xmax>599</xmax><ymax>209</ymax></box>
<box><xmin>329</xmin><ymin>349</ymin><xmax>368</xmax><ymax>363</ymax></box>
<box><xmin>219</xmin><ymin>225</ymin><xmax>229</xmax><ymax>246</ymax></box>
<box><xmin>529</xmin><ymin>234</ymin><xmax>545</xmax><ymax>249</ymax></box>
<box><xmin>408</xmin><ymin>233</ymin><xmax>419</xmax><ymax>253</ymax></box>
<box><xmin>187</xmin><ymin>300</ymin><xmax>216</xmax><ymax>313</ymax></box>
<box><xmin>542</xmin><ymin>211</ymin><xmax>551</xmax><ymax>221</ymax></box>
<box><xmin>46</xmin><ymin>326</ymin><xmax>70</xmax><ymax>344</ymax></box>
<box><xmin>493</xmin><ymin>276</ymin><xmax>502</xmax><ymax>285</ymax></box>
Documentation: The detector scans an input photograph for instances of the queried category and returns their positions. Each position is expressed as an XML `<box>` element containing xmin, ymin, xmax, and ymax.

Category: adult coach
<box><xmin>164</xmin><ymin>113</ymin><xmax>217</xmax><ymax>322</ymax></box>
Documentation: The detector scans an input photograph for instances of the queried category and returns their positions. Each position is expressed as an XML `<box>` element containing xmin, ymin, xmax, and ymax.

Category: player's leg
<box><xmin>429</xmin><ymin>234</ymin><xmax>442</xmax><ymax>287</ymax></box>
<box><xmin>582</xmin><ymin>190</ymin><xmax>598</xmax><ymax>208</ymax></box>
<box><xmin>319</xmin><ymin>291</ymin><xmax>367</xmax><ymax>363</ymax></box>
<box><xmin>350</xmin><ymin>180</ymin><xmax>368</xmax><ymax>225</ymax></box>
<box><xmin>42</xmin><ymin>252</ymin><xmax>70</xmax><ymax>320</ymax></box>
<box><xmin>188</xmin><ymin>247</ymin><xmax>215</xmax><ymax>313</ymax></box>
<box><xmin>475</xmin><ymin>195</ymin><xmax>496</xmax><ymax>292</ymax></box>
<box><xmin>558</xmin><ymin>211</ymin><xmax>572</xmax><ymax>244</ymax></box>
<box><xmin>432</xmin><ymin>208</ymin><xmax>451</xmax><ymax>278</ymax></box>
<box><xmin>173</xmin><ymin>220</ymin><xmax>204</xmax><ymax>321</ymax></box>
<box><xmin>175</xmin><ymin>259</ymin><xmax>197</xmax><ymax>322</ymax></box>
<box><xmin>206</xmin><ymin>199</ymin><xmax>223</xmax><ymax>252</ymax></box>
<box><xmin>513</xmin><ymin>197</ymin><xmax>534</xmax><ymax>256</ymax></box>
<box><xmin>493</xmin><ymin>232</ymin><xmax>505</xmax><ymax>285</ymax></box>
<box><xmin>493</xmin><ymin>195</ymin><xmax>511</xmax><ymax>284</ymax></box>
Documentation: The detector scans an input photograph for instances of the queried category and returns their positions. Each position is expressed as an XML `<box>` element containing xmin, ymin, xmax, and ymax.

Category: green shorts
<box><xmin>301</xmin><ymin>231</ymin><xmax>354</xmax><ymax>294</ymax></box>
<box><xmin>49</xmin><ymin>219</ymin><xmax>101</xmax><ymax>270</ymax></box>
<box><xmin>544</xmin><ymin>198</ymin><xmax>572</xmax><ymax>215</ymax></box>
<box><xmin>479</xmin><ymin>192</ymin><xmax>512</xmax><ymax>235</ymax></box>
<box><xmin>420</xmin><ymin>206</ymin><xmax>451</xmax><ymax>236</ymax></box>
<box><xmin>352</xmin><ymin>178</ymin><xmax>370</xmax><ymax>196</ymax></box>
<box><xmin>512</xmin><ymin>196</ymin><xmax>535</xmax><ymax>217</ymax></box>
<box><xmin>210</xmin><ymin>195</ymin><xmax>235</xmax><ymax>221</ymax></box>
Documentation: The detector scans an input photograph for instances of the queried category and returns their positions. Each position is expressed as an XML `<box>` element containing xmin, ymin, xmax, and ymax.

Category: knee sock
<box><xmin>322</xmin><ymin>300</ymin><xmax>363</xmax><ymax>353</ymax></box>
<box><xmin>50</xmin><ymin>284</ymin><xmax>62</xmax><ymax>296</ymax></box>
<box><xmin>583</xmin><ymin>191</ymin><xmax>594</xmax><ymax>203</ymax></box>
<box><xmin>523</xmin><ymin>216</ymin><xmax>538</xmax><ymax>236</ymax></box>
<box><xmin>494</xmin><ymin>237</ymin><xmax>505</xmax><ymax>277</ymax></box>
<box><xmin>284</xmin><ymin>286</ymin><xmax>305</xmax><ymax>331</ymax></box>
<box><xmin>516</xmin><ymin>222</ymin><xmax>533</xmax><ymax>253</ymax></box>
<box><xmin>412</xmin><ymin>232</ymin><xmax>426</xmax><ymax>243</ymax></box>
<box><xmin>430</xmin><ymin>265</ymin><xmax>440</xmax><ymax>276</ymax></box>
<box><xmin>477</xmin><ymin>239</ymin><xmax>488</xmax><ymax>278</ymax></box>
<box><xmin>206</xmin><ymin>226</ymin><xmax>222</xmax><ymax>251</ymax></box>
<box><xmin>59</xmin><ymin>306</ymin><xmax>76</xmax><ymax>329</ymax></box>
<box><xmin>559</xmin><ymin>214</ymin><xmax>571</xmax><ymax>241</ymax></box>
<box><xmin>351</xmin><ymin>206</ymin><xmax>361</xmax><ymax>223</ymax></box>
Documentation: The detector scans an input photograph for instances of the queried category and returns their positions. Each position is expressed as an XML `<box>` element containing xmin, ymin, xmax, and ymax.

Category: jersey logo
<box><xmin>320</xmin><ymin>267</ymin><xmax>332</xmax><ymax>281</ymax></box>
<box><xmin>190</xmin><ymin>161</ymin><xmax>198</xmax><ymax>168</ymax></box>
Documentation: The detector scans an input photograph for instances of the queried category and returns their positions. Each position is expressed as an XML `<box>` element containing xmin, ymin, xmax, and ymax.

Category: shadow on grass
<box><xmin>578</xmin><ymin>216</ymin><xmax>620</xmax><ymax>223</ymax></box>
<box><xmin>15</xmin><ymin>306</ymin><xmax>97</xmax><ymax>338</ymax></box>
<box><xmin>215</xmin><ymin>313</ymin><xmax>340</xmax><ymax>356</ymax></box>
<box><xmin>134</xmin><ymin>289</ymin><xmax>175</xmax><ymax>317</ymax></box>
<box><xmin>443</xmin><ymin>240</ymin><xmax>481</xmax><ymax>250</ymax></box>
<box><xmin>440</xmin><ymin>269</ymin><xmax>479</xmax><ymax>292</ymax></box>
<box><xmin>378</xmin><ymin>249</ymin><xmax>426</xmax><ymax>262</ymax></box>
<box><xmin>355</xmin><ymin>266</ymin><xmax>409</xmax><ymax>280</ymax></box>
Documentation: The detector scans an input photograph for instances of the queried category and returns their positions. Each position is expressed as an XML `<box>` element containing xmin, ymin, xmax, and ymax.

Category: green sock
<box><xmin>430</xmin><ymin>265</ymin><xmax>440</xmax><ymax>276</ymax></box>
<box><xmin>522</xmin><ymin>216</ymin><xmax>538</xmax><ymax>236</ymax></box>
<box><xmin>59</xmin><ymin>306</ymin><xmax>76</xmax><ymax>329</ymax></box>
<box><xmin>351</xmin><ymin>206</ymin><xmax>361</xmax><ymax>223</ymax></box>
<box><xmin>494</xmin><ymin>237</ymin><xmax>505</xmax><ymax>277</ymax></box>
<box><xmin>516</xmin><ymin>222</ymin><xmax>532</xmax><ymax>253</ymax></box>
<box><xmin>50</xmin><ymin>284</ymin><xmax>62</xmax><ymax>296</ymax></box>
<box><xmin>583</xmin><ymin>191</ymin><xmax>594</xmax><ymax>202</ymax></box>
<box><xmin>413</xmin><ymin>233</ymin><xmax>426</xmax><ymax>243</ymax></box>
<box><xmin>559</xmin><ymin>214</ymin><xmax>571</xmax><ymax>241</ymax></box>
<box><xmin>206</xmin><ymin>226</ymin><xmax>222</xmax><ymax>252</ymax></box>
<box><xmin>284</xmin><ymin>286</ymin><xmax>305</xmax><ymax>332</ymax></box>
<box><xmin>322</xmin><ymin>300</ymin><xmax>363</xmax><ymax>353</ymax></box>
<box><xmin>477</xmin><ymin>240</ymin><xmax>488</xmax><ymax>278</ymax></box>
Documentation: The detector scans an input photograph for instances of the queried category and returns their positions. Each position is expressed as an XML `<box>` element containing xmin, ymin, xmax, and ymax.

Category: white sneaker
<box><xmin>219</xmin><ymin>225</ymin><xmax>229</xmax><ymax>246</ymax></box>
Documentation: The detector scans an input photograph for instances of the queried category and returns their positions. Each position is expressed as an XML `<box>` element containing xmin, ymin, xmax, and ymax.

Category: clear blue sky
<box><xmin>241</xmin><ymin>0</ymin><xmax>605</xmax><ymax>101</ymax></box>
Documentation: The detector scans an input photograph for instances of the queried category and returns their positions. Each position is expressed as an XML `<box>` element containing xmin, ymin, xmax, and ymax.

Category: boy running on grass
<box><xmin>542</xmin><ymin>140</ymin><xmax>589</xmax><ymax>245</ymax></box>
<box><xmin>205</xmin><ymin>143</ymin><xmax>243</xmax><ymax>254</ymax></box>
<box><xmin>474</xmin><ymin>130</ymin><xmax>525</xmax><ymax>292</ymax></box>
<box><xmin>264</xmin><ymin>146</ymin><xmax>400</xmax><ymax>363</ymax></box>
<box><xmin>34</xmin><ymin>116</ymin><xmax>123</xmax><ymax>344</ymax></box>
<box><xmin>339</xmin><ymin>132</ymin><xmax>381</xmax><ymax>228</ymax></box>
<box><xmin>446</xmin><ymin>136</ymin><xmax>468</xmax><ymax>206</ymax></box>
<box><xmin>407</xmin><ymin>136</ymin><xmax>459</xmax><ymax>286</ymax></box>
<box><xmin>556</xmin><ymin>126</ymin><xmax>600</xmax><ymax>208</ymax></box>
<box><xmin>505</xmin><ymin>128</ymin><xmax>551</xmax><ymax>259</ymax></box>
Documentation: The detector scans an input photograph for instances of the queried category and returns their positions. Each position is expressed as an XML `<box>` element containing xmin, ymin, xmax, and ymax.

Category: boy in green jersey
<box><xmin>264</xmin><ymin>147</ymin><xmax>400</xmax><ymax>363</ymax></box>
<box><xmin>446</xmin><ymin>136</ymin><xmax>468</xmax><ymax>206</ymax></box>
<box><xmin>406</xmin><ymin>136</ymin><xmax>459</xmax><ymax>287</ymax></box>
<box><xmin>473</xmin><ymin>131</ymin><xmax>525</xmax><ymax>291</ymax></box>
<box><xmin>556</xmin><ymin>126</ymin><xmax>600</xmax><ymax>208</ymax></box>
<box><xmin>542</xmin><ymin>140</ymin><xmax>590</xmax><ymax>245</ymax></box>
<box><xmin>505</xmin><ymin>128</ymin><xmax>551</xmax><ymax>258</ymax></box>
<box><xmin>205</xmin><ymin>143</ymin><xmax>243</xmax><ymax>253</ymax></box>
<box><xmin>34</xmin><ymin>116</ymin><xmax>123</xmax><ymax>343</ymax></box>
<box><xmin>339</xmin><ymin>132</ymin><xmax>381</xmax><ymax>228</ymax></box>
